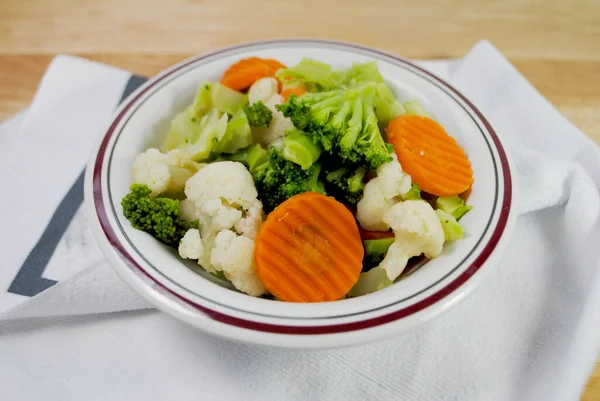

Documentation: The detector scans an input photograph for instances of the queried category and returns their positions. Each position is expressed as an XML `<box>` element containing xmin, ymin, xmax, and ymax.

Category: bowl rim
<box><xmin>85</xmin><ymin>38</ymin><xmax>515</xmax><ymax>347</ymax></box>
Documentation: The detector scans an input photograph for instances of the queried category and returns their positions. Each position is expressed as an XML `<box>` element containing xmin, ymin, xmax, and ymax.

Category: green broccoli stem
<box><xmin>222</xmin><ymin>144</ymin><xmax>269</xmax><ymax>174</ymax></box>
<box><xmin>283</xmin><ymin>129</ymin><xmax>323</xmax><ymax>169</ymax></box>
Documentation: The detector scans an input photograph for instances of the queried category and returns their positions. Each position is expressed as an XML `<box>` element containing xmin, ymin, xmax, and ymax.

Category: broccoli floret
<box><xmin>244</xmin><ymin>101</ymin><xmax>273</xmax><ymax>127</ymax></box>
<box><xmin>324</xmin><ymin>166</ymin><xmax>366</xmax><ymax>205</ymax></box>
<box><xmin>276</xmin><ymin>83</ymin><xmax>393</xmax><ymax>170</ymax></box>
<box><xmin>254</xmin><ymin>148</ymin><xmax>326</xmax><ymax>212</ymax></box>
<box><xmin>121</xmin><ymin>184</ymin><xmax>198</xmax><ymax>248</ymax></box>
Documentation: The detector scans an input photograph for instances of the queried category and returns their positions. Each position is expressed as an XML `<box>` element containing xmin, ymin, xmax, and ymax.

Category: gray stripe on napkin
<box><xmin>8</xmin><ymin>74</ymin><xmax>148</xmax><ymax>297</ymax></box>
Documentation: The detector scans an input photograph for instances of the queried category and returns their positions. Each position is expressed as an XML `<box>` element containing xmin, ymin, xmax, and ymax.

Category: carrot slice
<box><xmin>281</xmin><ymin>86</ymin><xmax>307</xmax><ymax>101</ymax></box>
<box><xmin>387</xmin><ymin>115</ymin><xmax>474</xmax><ymax>197</ymax></box>
<box><xmin>220</xmin><ymin>57</ymin><xmax>287</xmax><ymax>91</ymax></box>
<box><xmin>254</xmin><ymin>192</ymin><xmax>364</xmax><ymax>303</ymax></box>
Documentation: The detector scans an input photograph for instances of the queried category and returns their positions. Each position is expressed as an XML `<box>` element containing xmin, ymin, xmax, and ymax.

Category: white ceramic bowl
<box><xmin>84</xmin><ymin>39</ymin><xmax>516</xmax><ymax>349</ymax></box>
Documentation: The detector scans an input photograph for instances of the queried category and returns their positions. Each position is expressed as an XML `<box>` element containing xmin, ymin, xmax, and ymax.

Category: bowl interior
<box><xmin>101</xmin><ymin>42</ymin><xmax>503</xmax><ymax>322</ymax></box>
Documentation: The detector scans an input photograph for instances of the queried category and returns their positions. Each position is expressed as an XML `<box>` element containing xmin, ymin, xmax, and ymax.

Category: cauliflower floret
<box><xmin>378</xmin><ymin>200</ymin><xmax>445</xmax><ymax>281</ymax></box>
<box><xmin>377</xmin><ymin>154</ymin><xmax>412</xmax><ymax>198</ymax></box>
<box><xmin>185</xmin><ymin>161</ymin><xmax>258</xmax><ymax>210</ymax></box>
<box><xmin>356</xmin><ymin>154</ymin><xmax>412</xmax><ymax>231</ymax></box>
<box><xmin>178</xmin><ymin>228</ymin><xmax>215</xmax><ymax>272</ymax></box>
<box><xmin>178</xmin><ymin>229</ymin><xmax>203</xmax><ymax>260</ymax></box>
<box><xmin>181</xmin><ymin>161</ymin><xmax>266</xmax><ymax>282</ymax></box>
<box><xmin>132</xmin><ymin>148</ymin><xmax>201</xmax><ymax>197</ymax></box>
<box><xmin>248</xmin><ymin>78</ymin><xmax>279</xmax><ymax>105</ymax></box>
<box><xmin>210</xmin><ymin>230</ymin><xmax>267</xmax><ymax>296</ymax></box>
<box><xmin>198</xmin><ymin>198</ymin><xmax>243</xmax><ymax>238</ymax></box>
<box><xmin>179</xmin><ymin>199</ymin><xmax>200</xmax><ymax>222</ymax></box>
<box><xmin>252</xmin><ymin>94</ymin><xmax>294</xmax><ymax>145</ymax></box>
<box><xmin>233</xmin><ymin>199</ymin><xmax>265</xmax><ymax>239</ymax></box>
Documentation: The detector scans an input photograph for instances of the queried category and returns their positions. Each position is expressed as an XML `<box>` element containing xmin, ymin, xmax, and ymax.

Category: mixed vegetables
<box><xmin>121</xmin><ymin>56</ymin><xmax>474</xmax><ymax>302</ymax></box>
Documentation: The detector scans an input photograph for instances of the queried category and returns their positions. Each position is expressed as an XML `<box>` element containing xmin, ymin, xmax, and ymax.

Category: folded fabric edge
<box><xmin>0</xmin><ymin>263</ymin><xmax>153</xmax><ymax>322</ymax></box>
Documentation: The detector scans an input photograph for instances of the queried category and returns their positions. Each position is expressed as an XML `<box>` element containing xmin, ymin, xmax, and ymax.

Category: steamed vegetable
<box><xmin>276</xmin><ymin>83</ymin><xmax>393</xmax><ymax>170</ymax></box>
<box><xmin>244</xmin><ymin>101</ymin><xmax>273</xmax><ymax>127</ymax></box>
<box><xmin>121</xmin><ymin>184</ymin><xmax>198</xmax><ymax>248</ymax></box>
<box><xmin>333</xmin><ymin>61</ymin><xmax>384</xmax><ymax>88</ymax></box>
<box><xmin>363</xmin><ymin>237</ymin><xmax>395</xmax><ymax>267</ymax></box>
<box><xmin>283</xmin><ymin>129</ymin><xmax>323</xmax><ymax>169</ymax></box>
<box><xmin>375</xmin><ymin>83</ymin><xmax>405</xmax><ymax>125</ymax></box>
<box><xmin>356</xmin><ymin>153</ymin><xmax>412</xmax><ymax>231</ymax></box>
<box><xmin>210</xmin><ymin>229</ymin><xmax>267</xmax><ymax>296</ymax></box>
<box><xmin>378</xmin><ymin>200</ymin><xmax>445</xmax><ymax>281</ymax></box>
<box><xmin>333</xmin><ymin>63</ymin><xmax>404</xmax><ymax>123</ymax></box>
<box><xmin>277</xmin><ymin>59</ymin><xmax>404</xmax><ymax>123</ymax></box>
<box><xmin>251</xmin><ymin>94</ymin><xmax>295</xmax><ymax>146</ymax></box>
<box><xmin>254</xmin><ymin>148</ymin><xmax>326</xmax><ymax>212</ymax></box>
<box><xmin>436</xmin><ymin>195</ymin><xmax>472</xmax><ymax>220</ymax></box>
<box><xmin>211</xmin><ymin>83</ymin><xmax>249</xmax><ymax>115</ymax></box>
<box><xmin>166</xmin><ymin>109</ymin><xmax>229</xmax><ymax>161</ymax></box>
<box><xmin>178</xmin><ymin>161</ymin><xmax>266</xmax><ymax>297</ymax></box>
<box><xmin>131</xmin><ymin>148</ymin><xmax>202</xmax><ymax>197</ymax></box>
<box><xmin>435</xmin><ymin>209</ymin><xmax>464</xmax><ymax>241</ymax></box>
<box><xmin>215</xmin><ymin>110</ymin><xmax>253</xmax><ymax>154</ymax></box>
<box><xmin>347</xmin><ymin>267</ymin><xmax>393</xmax><ymax>297</ymax></box>
<box><xmin>184</xmin><ymin>161</ymin><xmax>264</xmax><ymax>240</ymax></box>
<box><xmin>400</xmin><ymin>184</ymin><xmax>422</xmax><ymax>201</ymax></box>
<box><xmin>224</xmin><ymin>144</ymin><xmax>269</xmax><ymax>174</ymax></box>
<box><xmin>255</xmin><ymin>192</ymin><xmax>363</xmax><ymax>302</ymax></box>
<box><xmin>323</xmin><ymin>166</ymin><xmax>366</xmax><ymax>206</ymax></box>
<box><xmin>276</xmin><ymin>59</ymin><xmax>388</xmax><ymax>92</ymax></box>
<box><xmin>387</xmin><ymin>115</ymin><xmax>474</xmax><ymax>197</ymax></box>
<box><xmin>275</xmin><ymin>58</ymin><xmax>334</xmax><ymax>92</ymax></box>
<box><xmin>161</xmin><ymin>83</ymin><xmax>251</xmax><ymax>160</ymax></box>
<box><xmin>247</xmin><ymin>78</ymin><xmax>279</xmax><ymax>105</ymax></box>
<box><xmin>220</xmin><ymin>57</ymin><xmax>286</xmax><ymax>91</ymax></box>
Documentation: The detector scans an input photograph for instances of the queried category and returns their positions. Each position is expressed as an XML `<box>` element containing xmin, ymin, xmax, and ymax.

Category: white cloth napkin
<box><xmin>1</xmin><ymin>40</ymin><xmax>600</xmax><ymax>401</ymax></box>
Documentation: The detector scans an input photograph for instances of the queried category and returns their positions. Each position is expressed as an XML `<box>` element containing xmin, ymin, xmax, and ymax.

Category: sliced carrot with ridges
<box><xmin>260</xmin><ymin>196</ymin><xmax>360</xmax><ymax>301</ymax></box>
<box><xmin>260</xmin><ymin>248</ymin><xmax>319</xmax><ymax>302</ymax></box>
<box><xmin>398</xmin><ymin>135</ymin><xmax>472</xmax><ymax>175</ymax></box>
<box><xmin>269</xmin><ymin>217</ymin><xmax>344</xmax><ymax>298</ymax></box>
<box><xmin>288</xmin><ymin>201</ymin><xmax>360</xmax><ymax>270</ymax></box>
<box><xmin>387</xmin><ymin>115</ymin><xmax>474</xmax><ymax>197</ymax></box>
<box><xmin>254</xmin><ymin>192</ymin><xmax>363</xmax><ymax>303</ymax></box>
<box><xmin>220</xmin><ymin>57</ymin><xmax>287</xmax><ymax>91</ymax></box>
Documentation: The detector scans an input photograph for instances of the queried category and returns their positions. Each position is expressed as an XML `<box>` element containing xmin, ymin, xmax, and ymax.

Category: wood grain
<box><xmin>1</xmin><ymin>0</ymin><xmax>599</xmax><ymax>399</ymax></box>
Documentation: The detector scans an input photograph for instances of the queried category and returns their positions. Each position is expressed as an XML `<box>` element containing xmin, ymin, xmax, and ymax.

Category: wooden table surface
<box><xmin>1</xmin><ymin>0</ymin><xmax>599</xmax><ymax>398</ymax></box>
